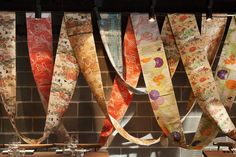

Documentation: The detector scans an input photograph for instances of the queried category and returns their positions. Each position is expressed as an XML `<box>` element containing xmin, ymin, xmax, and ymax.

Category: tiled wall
<box><xmin>0</xmin><ymin>12</ymin><xmax>235</xmax><ymax>157</ymax></box>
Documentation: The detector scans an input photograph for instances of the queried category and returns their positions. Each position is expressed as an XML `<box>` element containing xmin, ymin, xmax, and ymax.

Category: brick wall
<box><xmin>0</xmin><ymin>12</ymin><xmax>235</xmax><ymax>157</ymax></box>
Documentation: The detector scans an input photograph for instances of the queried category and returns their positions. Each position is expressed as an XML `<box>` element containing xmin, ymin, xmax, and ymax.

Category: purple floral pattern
<box><xmin>168</xmin><ymin>14</ymin><xmax>236</xmax><ymax>148</ymax></box>
<box><xmin>131</xmin><ymin>13</ymin><xmax>185</xmax><ymax>144</ymax></box>
<box><xmin>192</xmin><ymin>15</ymin><xmax>236</xmax><ymax>148</ymax></box>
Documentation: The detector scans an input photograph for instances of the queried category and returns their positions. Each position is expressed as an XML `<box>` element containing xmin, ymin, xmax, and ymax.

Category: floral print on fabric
<box><xmin>0</xmin><ymin>12</ymin><xmax>16</xmax><ymax>121</ymax></box>
<box><xmin>168</xmin><ymin>14</ymin><xmax>236</xmax><ymax>146</ymax></box>
<box><xmin>131</xmin><ymin>13</ymin><xmax>185</xmax><ymax>145</ymax></box>
<box><xmin>26</xmin><ymin>14</ymin><xmax>53</xmax><ymax>106</ymax></box>
<box><xmin>98</xmin><ymin>15</ymin><xmax>141</xmax><ymax>145</ymax></box>
<box><xmin>44</xmin><ymin>15</ymin><xmax>79</xmax><ymax>135</ymax></box>
<box><xmin>192</xmin><ymin>16</ymin><xmax>236</xmax><ymax>148</ymax></box>
<box><xmin>161</xmin><ymin>17</ymin><xmax>180</xmax><ymax>76</ymax></box>
<box><xmin>185</xmin><ymin>16</ymin><xmax>227</xmax><ymax>113</ymax></box>
<box><xmin>43</xmin><ymin>13</ymin><xmax>144</xmax><ymax>146</ymax></box>
<box><xmin>189</xmin><ymin>15</ymin><xmax>228</xmax><ymax>149</ymax></box>
<box><xmin>62</xmin><ymin>13</ymin><xmax>159</xmax><ymax>146</ymax></box>
<box><xmin>26</xmin><ymin>13</ymin><xmax>70</xmax><ymax>142</ymax></box>
<box><xmin>97</xmin><ymin>14</ymin><xmax>146</xmax><ymax>95</ymax></box>
<box><xmin>0</xmin><ymin>12</ymin><xmax>43</xmax><ymax>144</ymax></box>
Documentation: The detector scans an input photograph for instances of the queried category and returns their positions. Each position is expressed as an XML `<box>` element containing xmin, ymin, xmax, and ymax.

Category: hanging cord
<box><xmin>93</xmin><ymin>0</ymin><xmax>103</xmax><ymax>21</ymax></box>
<box><xmin>149</xmin><ymin>0</ymin><xmax>157</xmax><ymax>22</ymax></box>
<box><xmin>35</xmin><ymin>0</ymin><xmax>41</xmax><ymax>18</ymax></box>
<box><xmin>206</xmin><ymin>0</ymin><xmax>213</xmax><ymax>21</ymax></box>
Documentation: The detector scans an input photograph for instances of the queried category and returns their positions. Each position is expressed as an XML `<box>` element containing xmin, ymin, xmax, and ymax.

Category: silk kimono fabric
<box><xmin>190</xmin><ymin>16</ymin><xmax>236</xmax><ymax>149</ymax></box>
<box><xmin>99</xmin><ymin>13</ymin><xmax>186</xmax><ymax>146</ymax></box>
<box><xmin>26</xmin><ymin>13</ymin><xmax>69</xmax><ymax>142</ymax></box>
<box><xmin>99</xmin><ymin>13</ymin><xmax>193</xmax><ymax>146</ymax></box>
<box><xmin>97</xmin><ymin>15</ymin><xmax>146</xmax><ymax>95</ymax></box>
<box><xmin>99</xmin><ymin>14</ymin><xmax>226</xmax><ymax>147</ymax></box>
<box><xmin>0</xmin><ymin>12</ymin><xmax>42</xmax><ymax>144</ymax></box>
<box><xmin>168</xmin><ymin>14</ymin><xmax>236</xmax><ymax>145</ymax></box>
<box><xmin>42</xmin><ymin>13</ymin><xmax>156</xmax><ymax>145</ymax></box>
<box><xmin>98</xmin><ymin>14</ymin><xmax>142</xmax><ymax>145</ymax></box>
<box><xmin>186</xmin><ymin>15</ymin><xmax>227</xmax><ymax>112</ymax></box>
<box><xmin>161</xmin><ymin>14</ymin><xmax>228</xmax><ymax>148</ymax></box>
<box><xmin>131</xmin><ymin>13</ymin><xmax>185</xmax><ymax>145</ymax></box>
<box><xmin>0</xmin><ymin>12</ymin><xmax>16</xmax><ymax>133</ymax></box>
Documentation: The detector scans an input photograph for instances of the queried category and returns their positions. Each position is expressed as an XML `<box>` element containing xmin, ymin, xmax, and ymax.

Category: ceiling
<box><xmin>0</xmin><ymin>0</ymin><xmax>236</xmax><ymax>13</ymax></box>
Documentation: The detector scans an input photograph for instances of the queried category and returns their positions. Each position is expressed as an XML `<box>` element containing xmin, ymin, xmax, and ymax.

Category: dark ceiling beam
<box><xmin>0</xmin><ymin>0</ymin><xmax>235</xmax><ymax>13</ymax></box>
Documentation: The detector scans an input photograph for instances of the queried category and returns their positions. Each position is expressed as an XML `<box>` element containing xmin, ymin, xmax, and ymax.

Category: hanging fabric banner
<box><xmin>161</xmin><ymin>17</ymin><xmax>180</xmax><ymax>76</ymax></box>
<box><xmin>159</xmin><ymin>15</ymin><xmax>228</xmax><ymax>148</ymax></box>
<box><xmin>191</xmin><ymin>16</ymin><xmax>236</xmax><ymax>149</ymax></box>
<box><xmin>98</xmin><ymin>14</ymin><xmax>123</xmax><ymax>74</ymax></box>
<box><xmin>168</xmin><ymin>14</ymin><xmax>236</xmax><ymax>144</ymax></box>
<box><xmin>186</xmin><ymin>15</ymin><xmax>227</xmax><ymax>112</ymax></box>
<box><xmin>0</xmin><ymin>12</ymin><xmax>16</xmax><ymax>135</ymax></box>
<box><xmin>43</xmin><ymin>13</ymin><xmax>161</xmax><ymax>146</ymax></box>
<box><xmin>161</xmin><ymin>14</ymin><xmax>228</xmax><ymax>148</ymax></box>
<box><xmin>0</xmin><ymin>12</ymin><xmax>42</xmax><ymax>144</ymax></box>
<box><xmin>100</xmin><ymin>14</ymin><xmax>188</xmax><ymax>145</ymax></box>
<box><xmin>98</xmin><ymin>14</ymin><xmax>142</xmax><ymax>145</ymax></box>
<box><xmin>130</xmin><ymin>13</ymin><xmax>185</xmax><ymax>145</ymax></box>
<box><xmin>97</xmin><ymin>15</ymin><xmax>146</xmax><ymax>95</ymax></box>
<box><xmin>26</xmin><ymin>13</ymin><xmax>70</xmax><ymax>142</ymax></box>
<box><xmin>100</xmin><ymin>13</ymin><xmax>205</xmax><ymax>147</ymax></box>
<box><xmin>43</xmin><ymin>13</ymin><xmax>80</xmax><ymax>137</ymax></box>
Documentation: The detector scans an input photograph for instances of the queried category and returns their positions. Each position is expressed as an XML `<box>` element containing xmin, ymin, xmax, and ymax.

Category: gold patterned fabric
<box><xmin>168</xmin><ymin>14</ymin><xmax>236</xmax><ymax>146</ymax></box>
<box><xmin>191</xmin><ymin>16</ymin><xmax>236</xmax><ymax>149</ymax></box>
<box><xmin>0</xmin><ymin>12</ymin><xmax>43</xmax><ymax>144</ymax></box>
<box><xmin>130</xmin><ymin>13</ymin><xmax>185</xmax><ymax>145</ymax></box>
<box><xmin>43</xmin><ymin>13</ymin><xmax>159</xmax><ymax>146</ymax></box>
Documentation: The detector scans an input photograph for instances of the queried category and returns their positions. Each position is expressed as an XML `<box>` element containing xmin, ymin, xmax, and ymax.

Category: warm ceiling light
<box><xmin>149</xmin><ymin>9</ymin><xmax>156</xmax><ymax>22</ymax></box>
<box><xmin>206</xmin><ymin>17</ymin><xmax>212</xmax><ymax>21</ymax></box>
<box><xmin>149</xmin><ymin>17</ymin><xmax>156</xmax><ymax>22</ymax></box>
<box><xmin>206</xmin><ymin>0</ymin><xmax>213</xmax><ymax>21</ymax></box>
<box><xmin>148</xmin><ymin>0</ymin><xmax>156</xmax><ymax>22</ymax></box>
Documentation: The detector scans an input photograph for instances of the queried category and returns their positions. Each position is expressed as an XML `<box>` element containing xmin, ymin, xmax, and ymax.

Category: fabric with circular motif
<box><xmin>191</xmin><ymin>15</ymin><xmax>236</xmax><ymax>149</ymax></box>
<box><xmin>131</xmin><ymin>13</ymin><xmax>185</xmax><ymax>145</ymax></box>
<box><xmin>168</xmin><ymin>14</ymin><xmax>236</xmax><ymax>147</ymax></box>
<box><xmin>189</xmin><ymin>15</ymin><xmax>227</xmax><ymax>148</ymax></box>
<box><xmin>160</xmin><ymin>14</ymin><xmax>227</xmax><ymax>149</ymax></box>
<box><xmin>42</xmin><ymin>13</ymin><xmax>160</xmax><ymax>146</ymax></box>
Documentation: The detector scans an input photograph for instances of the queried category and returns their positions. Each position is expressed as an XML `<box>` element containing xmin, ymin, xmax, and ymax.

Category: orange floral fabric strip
<box><xmin>26</xmin><ymin>13</ymin><xmax>70</xmax><ymax>142</ymax></box>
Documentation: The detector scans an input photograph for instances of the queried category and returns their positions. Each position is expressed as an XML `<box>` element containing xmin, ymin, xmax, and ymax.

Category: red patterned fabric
<box><xmin>99</xmin><ymin>18</ymin><xmax>141</xmax><ymax>145</ymax></box>
<box><xmin>26</xmin><ymin>16</ymin><xmax>53</xmax><ymax>106</ymax></box>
